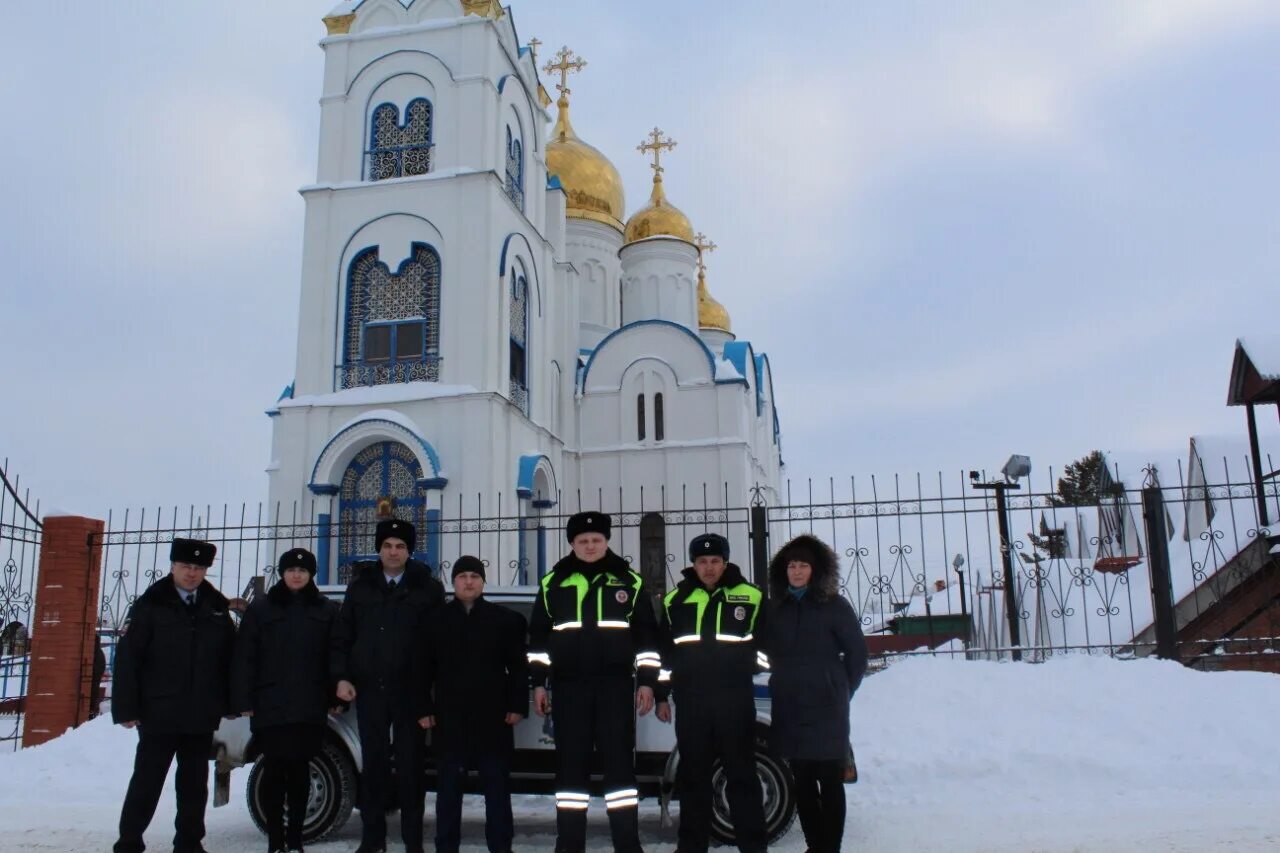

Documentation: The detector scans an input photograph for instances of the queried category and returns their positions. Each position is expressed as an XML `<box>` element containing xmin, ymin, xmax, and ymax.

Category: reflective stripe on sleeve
<box><xmin>714</xmin><ymin>633</ymin><xmax>754</xmax><ymax>643</ymax></box>
<box><xmin>552</xmin><ymin>621</ymin><xmax>583</xmax><ymax>631</ymax></box>
<box><xmin>527</xmin><ymin>651</ymin><xmax>552</xmax><ymax>666</ymax></box>
<box><xmin>597</xmin><ymin>620</ymin><xmax>630</xmax><ymax>629</ymax></box>
<box><xmin>673</xmin><ymin>634</ymin><xmax>700</xmax><ymax>644</ymax></box>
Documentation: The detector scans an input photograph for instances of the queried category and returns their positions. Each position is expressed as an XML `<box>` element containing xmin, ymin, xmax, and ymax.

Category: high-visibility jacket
<box><xmin>527</xmin><ymin>550</ymin><xmax>660</xmax><ymax>688</ymax></box>
<box><xmin>656</xmin><ymin>562</ymin><xmax>768</xmax><ymax>700</ymax></box>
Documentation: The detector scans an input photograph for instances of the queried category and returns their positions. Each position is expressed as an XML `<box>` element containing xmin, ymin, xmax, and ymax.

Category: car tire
<box><xmin>246</xmin><ymin>738</ymin><xmax>357</xmax><ymax>844</ymax></box>
<box><xmin>707</xmin><ymin>742</ymin><xmax>797</xmax><ymax>846</ymax></box>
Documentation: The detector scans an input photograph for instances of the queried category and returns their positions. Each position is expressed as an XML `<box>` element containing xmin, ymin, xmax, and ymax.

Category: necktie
<box><xmin>388</xmin><ymin>579</ymin><xmax>397</xmax><ymax>593</ymax></box>
<box><xmin>185</xmin><ymin>592</ymin><xmax>197</xmax><ymax>610</ymax></box>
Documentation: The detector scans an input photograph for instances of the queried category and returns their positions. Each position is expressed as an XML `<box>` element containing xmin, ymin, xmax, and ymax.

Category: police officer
<box><xmin>655</xmin><ymin>533</ymin><xmax>768</xmax><ymax>853</ymax></box>
<box><xmin>112</xmin><ymin>537</ymin><xmax>237</xmax><ymax>853</ymax></box>
<box><xmin>336</xmin><ymin>519</ymin><xmax>444</xmax><ymax>853</ymax></box>
<box><xmin>527</xmin><ymin>511</ymin><xmax>660</xmax><ymax>853</ymax></box>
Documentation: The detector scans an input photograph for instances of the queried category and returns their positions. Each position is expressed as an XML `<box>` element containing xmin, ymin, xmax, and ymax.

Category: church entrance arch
<box><xmin>639</xmin><ymin>512</ymin><xmax>668</xmax><ymax>602</ymax></box>
<box><xmin>337</xmin><ymin>441</ymin><xmax>436</xmax><ymax>582</ymax></box>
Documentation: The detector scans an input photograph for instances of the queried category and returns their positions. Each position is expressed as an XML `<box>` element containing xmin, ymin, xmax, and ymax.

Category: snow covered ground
<box><xmin>2</xmin><ymin>656</ymin><xmax>1278</xmax><ymax>852</ymax></box>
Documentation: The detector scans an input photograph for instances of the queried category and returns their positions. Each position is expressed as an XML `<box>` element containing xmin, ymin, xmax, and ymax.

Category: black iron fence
<box><xmin>88</xmin><ymin>457</ymin><xmax>1280</xmax><ymax>682</ymax></box>
<box><xmin>1</xmin><ymin>460</ymin><xmax>41</xmax><ymax>752</ymax></box>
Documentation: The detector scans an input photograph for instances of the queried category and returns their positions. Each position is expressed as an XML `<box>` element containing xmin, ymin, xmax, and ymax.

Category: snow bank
<box><xmin>2</xmin><ymin>657</ymin><xmax>1278</xmax><ymax>851</ymax></box>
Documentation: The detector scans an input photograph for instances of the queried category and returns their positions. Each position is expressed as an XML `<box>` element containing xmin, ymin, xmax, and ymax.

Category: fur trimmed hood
<box><xmin>768</xmin><ymin>534</ymin><xmax>841</xmax><ymax>600</ymax></box>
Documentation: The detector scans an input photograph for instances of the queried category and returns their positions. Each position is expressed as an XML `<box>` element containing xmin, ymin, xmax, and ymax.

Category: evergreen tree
<box><xmin>1050</xmin><ymin>450</ymin><xmax>1112</xmax><ymax>507</ymax></box>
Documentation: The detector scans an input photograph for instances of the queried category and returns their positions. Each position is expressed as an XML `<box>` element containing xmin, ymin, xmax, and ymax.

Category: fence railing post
<box><xmin>22</xmin><ymin>515</ymin><xmax>104</xmax><ymax>747</ymax></box>
<box><xmin>749</xmin><ymin>501</ymin><xmax>769</xmax><ymax>593</ymax></box>
<box><xmin>1141</xmin><ymin>486</ymin><xmax>1180</xmax><ymax>662</ymax></box>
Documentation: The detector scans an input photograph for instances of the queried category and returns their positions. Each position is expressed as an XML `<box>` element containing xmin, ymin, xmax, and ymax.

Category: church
<box><xmin>265</xmin><ymin>0</ymin><xmax>784</xmax><ymax>584</ymax></box>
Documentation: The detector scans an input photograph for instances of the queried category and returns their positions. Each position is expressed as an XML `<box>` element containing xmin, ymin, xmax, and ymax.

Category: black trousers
<box><xmin>356</xmin><ymin>693</ymin><xmax>426</xmax><ymax>852</ymax></box>
<box><xmin>114</xmin><ymin>728</ymin><xmax>213</xmax><ymax>853</ymax></box>
<box><xmin>673</xmin><ymin>689</ymin><xmax>766</xmax><ymax>853</ymax></box>
<box><xmin>789</xmin><ymin>758</ymin><xmax>846</xmax><ymax>853</ymax></box>
<box><xmin>434</xmin><ymin>749</ymin><xmax>513</xmax><ymax>853</ymax></box>
<box><xmin>550</xmin><ymin>677</ymin><xmax>641</xmax><ymax>853</ymax></box>
<box><xmin>258</xmin><ymin>723</ymin><xmax>324</xmax><ymax>850</ymax></box>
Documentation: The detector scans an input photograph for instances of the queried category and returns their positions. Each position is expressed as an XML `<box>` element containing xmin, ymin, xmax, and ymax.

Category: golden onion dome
<box><xmin>697</xmin><ymin>267</ymin><xmax>731</xmax><ymax>332</ymax></box>
<box><xmin>545</xmin><ymin>101</ymin><xmax>626</xmax><ymax>232</ymax></box>
<box><xmin>624</xmin><ymin>173</ymin><xmax>694</xmax><ymax>245</ymax></box>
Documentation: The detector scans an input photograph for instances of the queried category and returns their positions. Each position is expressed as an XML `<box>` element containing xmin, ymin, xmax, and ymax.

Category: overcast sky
<box><xmin>2</xmin><ymin>0</ymin><xmax>1278</xmax><ymax>519</ymax></box>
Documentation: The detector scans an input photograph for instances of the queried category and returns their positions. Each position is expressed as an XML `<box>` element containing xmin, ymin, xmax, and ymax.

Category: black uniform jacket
<box><xmin>337</xmin><ymin>558</ymin><xmax>444</xmax><ymax>717</ymax></box>
<box><xmin>527</xmin><ymin>550</ymin><xmax>659</xmax><ymax>688</ymax></box>
<box><xmin>111</xmin><ymin>575</ymin><xmax>237</xmax><ymax>733</ymax></box>
<box><xmin>231</xmin><ymin>580</ymin><xmax>343</xmax><ymax>730</ymax></box>
<box><xmin>423</xmin><ymin>596</ymin><xmax>529</xmax><ymax>757</ymax></box>
<box><xmin>656</xmin><ymin>562</ymin><xmax>768</xmax><ymax>701</ymax></box>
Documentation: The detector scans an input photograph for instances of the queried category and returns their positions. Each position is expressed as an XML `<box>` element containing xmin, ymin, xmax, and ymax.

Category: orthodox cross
<box><xmin>693</xmin><ymin>232</ymin><xmax>717</xmax><ymax>276</ymax></box>
<box><xmin>528</xmin><ymin>38</ymin><xmax>541</xmax><ymax>63</ymax></box>
<box><xmin>637</xmin><ymin>127</ymin><xmax>677</xmax><ymax>177</ymax></box>
<box><xmin>543</xmin><ymin>46</ymin><xmax>586</xmax><ymax>99</ymax></box>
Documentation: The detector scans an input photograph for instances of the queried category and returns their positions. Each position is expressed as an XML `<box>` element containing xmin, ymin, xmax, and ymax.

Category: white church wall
<box><xmin>619</xmin><ymin>237</ymin><xmax>698</xmax><ymax>330</ymax></box>
<box><xmin>567</xmin><ymin>219</ymin><xmax>623</xmax><ymax>332</ymax></box>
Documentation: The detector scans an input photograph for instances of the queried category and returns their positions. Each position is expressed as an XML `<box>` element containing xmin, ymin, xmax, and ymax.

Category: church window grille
<box><xmin>509</xmin><ymin>271</ymin><xmax>529</xmax><ymax>413</ymax></box>
<box><xmin>654</xmin><ymin>393</ymin><xmax>665</xmax><ymax>442</ymax></box>
<box><xmin>636</xmin><ymin>394</ymin><xmax>646</xmax><ymax>441</ymax></box>
<box><xmin>337</xmin><ymin>441</ymin><xmax>429</xmax><ymax>582</ymax></box>
<box><xmin>366</xmin><ymin>99</ymin><xmax>433</xmax><ymax>181</ymax></box>
<box><xmin>341</xmin><ymin>243</ymin><xmax>440</xmax><ymax>389</ymax></box>
<box><xmin>505</xmin><ymin>126</ymin><xmax>524</xmax><ymax>210</ymax></box>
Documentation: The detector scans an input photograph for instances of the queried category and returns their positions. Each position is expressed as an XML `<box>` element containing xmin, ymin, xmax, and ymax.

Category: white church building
<box><xmin>265</xmin><ymin>0</ymin><xmax>783</xmax><ymax>585</ymax></box>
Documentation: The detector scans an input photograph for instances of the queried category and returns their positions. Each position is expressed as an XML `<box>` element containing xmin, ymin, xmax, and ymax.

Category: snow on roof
<box><xmin>715</xmin><ymin>357</ymin><xmax>743</xmax><ymax>380</ymax></box>
<box><xmin>1238</xmin><ymin>336</ymin><xmax>1280</xmax><ymax>380</ymax></box>
<box><xmin>278</xmin><ymin>382</ymin><xmax>481</xmax><ymax>410</ymax></box>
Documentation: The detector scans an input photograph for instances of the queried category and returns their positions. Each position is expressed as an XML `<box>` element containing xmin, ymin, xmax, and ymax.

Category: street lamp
<box><xmin>971</xmin><ymin>455</ymin><xmax>1031</xmax><ymax>662</ymax></box>
<box><xmin>952</xmin><ymin>553</ymin><xmax>970</xmax><ymax>650</ymax></box>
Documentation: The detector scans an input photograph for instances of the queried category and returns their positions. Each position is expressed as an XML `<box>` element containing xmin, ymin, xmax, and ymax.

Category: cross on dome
<box><xmin>638</xmin><ymin>127</ymin><xmax>677</xmax><ymax>178</ymax></box>
<box><xmin>544</xmin><ymin>46</ymin><xmax>587</xmax><ymax>102</ymax></box>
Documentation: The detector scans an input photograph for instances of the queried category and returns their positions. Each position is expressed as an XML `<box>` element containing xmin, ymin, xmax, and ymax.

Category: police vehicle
<box><xmin>211</xmin><ymin>585</ymin><xmax>796</xmax><ymax>845</ymax></box>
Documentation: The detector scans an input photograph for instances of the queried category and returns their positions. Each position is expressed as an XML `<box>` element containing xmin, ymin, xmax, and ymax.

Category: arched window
<box><xmin>636</xmin><ymin>393</ymin><xmax>646</xmax><ymax>441</ymax></box>
<box><xmin>341</xmin><ymin>243</ymin><xmax>441</xmax><ymax>389</ymax></box>
<box><xmin>366</xmin><ymin>98</ymin><xmax>433</xmax><ymax>181</ymax></box>
<box><xmin>337</xmin><ymin>441</ymin><xmax>430</xmax><ymax>582</ymax></box>
<box><xmin>509</xmin><ymin>268</ymin><xmax>529</xmax><ymax>413</ymax></box>
<box><xmin>505</xmin><ymin>126</ymin><xmax>524</xmax><ymax>210</ymax></box>
<box><xmin>654</xmin><ymin>392</ymin><xmax>665</xmax><ymax>442</ymax></box>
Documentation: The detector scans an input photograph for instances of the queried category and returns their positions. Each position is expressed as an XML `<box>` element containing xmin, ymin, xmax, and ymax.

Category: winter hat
<box><xmin>689</xmin><ymin>533</ymin><xmax>730</xmax><ymax>562</ymax></box>
<box><xmin>778</xmin><ymin>540</ymin><xmax>818</xmax><ymax>568</ymax></box>
<box><xmin>451</xmin><ymin>555</ymin><xmax>486</xmax><ymax>581</ymax></box>
<box><xmin>170</xmin><ymin>538</ymin><xmax>216</xmax><ymax>568</ymax></box>
<box><xmin>375</xmin><ymin>519</ymin><xmax>416</xmax><ymax>554</ymax></box>
<box><xmin>566</xmin><ymin>511</ymin><xmax>612</xmax><ymax>542</ymax></box>
<box><xmin>278</xmin><ymin>547</ymin><xmax>317</xmax><ymax>576</ymax></box>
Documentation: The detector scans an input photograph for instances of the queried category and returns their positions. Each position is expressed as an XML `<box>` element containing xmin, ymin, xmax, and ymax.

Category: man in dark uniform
<box><xmin>655</xmin><ymin>533</ymin><xmax>768</xmax><ymax>853</ymax></box>
<box><xmin>423</xmin><ymin>555</ymin><xmax>529</xmax><ymax>853</ymax></box>
<box><xmin>527</xmin><ymin>511</ymin><xmax>660</xmax><ymax>853</ymax></box>
<box><xmin>336</xmin><ymin>519</ymin><xmax>445</xmax><ymax>853</ymax></box>
<box><xmin>112</xmin><ymin>537</ymin><xmax>237</xmax><ymax>853</ymax></box>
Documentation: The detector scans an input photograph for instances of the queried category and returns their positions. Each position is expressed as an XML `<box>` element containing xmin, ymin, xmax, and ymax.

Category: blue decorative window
<box><xmin>366</xmin><ymin>99</ymin><xmax>433</xmax><ymax>181</ymax></box>
<box><xmin>341</xmin><ymin>243</ymin><xmax>440</xmax><ymax>389</ymax></box>
<box><xmin>509</xmin><ymin>269</ymin><xmax>529</xmax><ymax>413</ymax></box>
<box><xmin>505</xmin><ymin>126</ymin><xmax>524</xmax><ymax>209</ymax></box>
<box><xmin>337</xmin><ymin>441</ymin><xmax>434</xmax><ymax>582</ymax></box>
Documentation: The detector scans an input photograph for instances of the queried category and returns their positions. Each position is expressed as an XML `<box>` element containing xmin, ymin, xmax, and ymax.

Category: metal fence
<box><xmin>1</xmin><ymin>460</ymin><xmax>41</xmax><ymax>751</ymax></box>
<box><xmin>89</xmin><ymin>458</ymin><xmax>1280</xmax><ymax>679</ymax></box>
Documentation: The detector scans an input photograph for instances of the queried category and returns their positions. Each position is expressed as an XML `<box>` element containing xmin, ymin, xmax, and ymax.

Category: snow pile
<box><xmin>1</xmin><ymin>656</ymin><xmax>1278</xmax><ymax>851</ymax></box>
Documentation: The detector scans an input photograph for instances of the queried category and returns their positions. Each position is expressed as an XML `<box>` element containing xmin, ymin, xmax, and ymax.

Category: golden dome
<box><xmin>624</xmin><ymin>175</ymin><xmax>694</xmax><ymax>244</ymax></box>
<box><xmin>545</xmin><ymin>101</ymin><xmax>626</xmax><ymax>232</ymax></box>
<box><xmin>697</xmin><ymin>267</ymin><xmax>731</xmax><ymax>332</ymax></box>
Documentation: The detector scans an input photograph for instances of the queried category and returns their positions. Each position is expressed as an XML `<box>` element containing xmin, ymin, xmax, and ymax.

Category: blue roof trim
<box><xmin>547</xmin><ymin>174</ymin><xmax>563</xmax><ymax>190</ymax></box>
<box><xmin>498</xmin><ymin>231</ymin><xmax>542</xmax><ymax>316</ymax></box>
<box><xmin>307</xmin><ymin>417</ymin><xmax>443</xmax><ymax>492</ymax></box>
<box><xmin>516</xmin><ymin>454</ymin><xmax>558</xmax><ymax>505</ymax></box>
<box><xmin>755</xmin><ymin>353</ymin><xmax>781</xmax><ymax>444</ymax></box>
<box><xmin>753</xmin><ymin>355</ymin><xmax>767</xmax><ymax>416</ymax></box>
<box><xmin>277</xmin><ymin>381</ymin><xmax>295</xmax><ymax>403</ymax></box>
<box><xmin>582</xmin><ymin>320</ymin><xmax>717</xmax><ymax>387</ymax></box>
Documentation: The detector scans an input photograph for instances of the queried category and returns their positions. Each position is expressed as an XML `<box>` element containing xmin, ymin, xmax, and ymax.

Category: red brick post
<box><xmin>22</xmin><ymin>515</ymin><xmax>105</xmax><ymax>747</ymax></box>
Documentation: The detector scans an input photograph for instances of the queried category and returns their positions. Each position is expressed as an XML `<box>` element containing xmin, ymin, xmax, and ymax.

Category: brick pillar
<box><xmin>22</xmin><ymin>515</ymin><xmax>104</xmax><ymax>747</ymax></box>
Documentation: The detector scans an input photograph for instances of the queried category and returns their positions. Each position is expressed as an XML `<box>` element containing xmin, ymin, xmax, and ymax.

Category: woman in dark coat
<box><xmin>232</xmin><ymin>548</ymin><xmax>343</xmax><ymax>853</ymax></box>
<box><xmin>765</xmin><ymin>534</ymin><xmax>868</xmax><ymax>853</ymax></box>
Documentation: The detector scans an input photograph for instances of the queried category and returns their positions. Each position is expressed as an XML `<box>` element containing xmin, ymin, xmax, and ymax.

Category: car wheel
<box><xmin>247</xmin><ymin>739</ymin><xmax>357</xmax><ymax>843</ymax></box>
<box><xmin>707</xmin><ymin>744</ymin><xmax>796</xmax><ymax>846</ymax></box>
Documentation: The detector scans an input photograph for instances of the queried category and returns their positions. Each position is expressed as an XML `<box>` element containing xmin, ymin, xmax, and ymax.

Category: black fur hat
<box><xmin>278</xmin><ymin>547</ymin><xmax>317</xmax><ymax>576</ymax></box>
<box><xmin>689</xmin><ymin>532</ymin><xmax>730</xmax><ymax>562</ymax></box>
<box><xmin>170</xmin><ymin>538</ymin><xmax>215</xmax><ymax>568</ymax></box>
<box><xmin>768</xmin><ymin>534</ymin><xmax>840</xmax><ymax>600</ymax></box>
<box><xmin>375</xmin><ymin>519</ymin><xmax>416</xmax><ymax>553</ymax></box>
<box><xmin>566</xmin><ymin>511</ymin><xmax>611</xmax><ymax>542</ymax></box>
